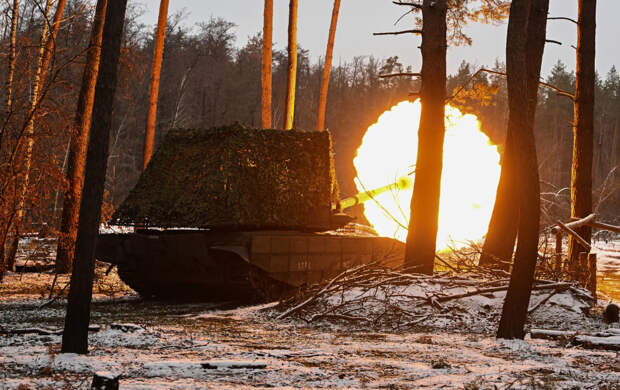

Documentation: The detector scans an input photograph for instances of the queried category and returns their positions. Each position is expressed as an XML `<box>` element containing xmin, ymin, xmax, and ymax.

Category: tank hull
<box><xmin>95</xmin><ymin>230</ymin><xmax>404</xmax><ymax>301</ymax></box>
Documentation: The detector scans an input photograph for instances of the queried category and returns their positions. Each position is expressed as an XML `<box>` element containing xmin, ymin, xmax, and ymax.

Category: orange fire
<box><xmin>353</xmin><ymin>100</ymin><xmax>501</xmax><ymax>249</ymax></box>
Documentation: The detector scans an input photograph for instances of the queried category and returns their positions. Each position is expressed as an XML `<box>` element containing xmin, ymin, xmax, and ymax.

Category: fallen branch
<box><xmin>555</xmin><ymin>220</ymin><xmax>591</xmax><ymax>251</ymax></box>
<box><xmin>1</xmin><ymin>325</ymin><xmax>101</xmax><ymax>336</ymax></box>
<box><xmin>551</xmin><ymin>213</ymin><xmax>596</xmax><ymax>233</ymax></box>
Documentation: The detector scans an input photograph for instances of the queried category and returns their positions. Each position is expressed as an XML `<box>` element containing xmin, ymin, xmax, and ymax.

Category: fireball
<box><xmin>353</xmin><ymin>100</ymin><xmax>501</xmax><ymax>249</ymax></box>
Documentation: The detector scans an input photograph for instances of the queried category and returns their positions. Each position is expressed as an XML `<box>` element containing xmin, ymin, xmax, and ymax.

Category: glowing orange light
<box><xmin>353</xmin><ymin>100</ymin><xmax>501</xmax><ymax>249</ymax></box>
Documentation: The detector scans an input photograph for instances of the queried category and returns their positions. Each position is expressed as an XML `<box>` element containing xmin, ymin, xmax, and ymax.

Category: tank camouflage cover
<box><xmin>111</xmin><ymin>124</ymin><xmax>339</xmax><ymax>231</ymax></box>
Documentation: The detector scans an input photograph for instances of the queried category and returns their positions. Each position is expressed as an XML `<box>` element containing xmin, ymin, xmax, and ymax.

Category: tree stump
<box><xmin>91</xmin><ymin>371</ymin><xmax>119</xmax><ymax>390</ymax></box>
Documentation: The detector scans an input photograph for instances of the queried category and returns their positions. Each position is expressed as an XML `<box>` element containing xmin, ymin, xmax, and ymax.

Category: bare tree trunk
<box><xmin>283</xmin><ymin>0</ymin><xmax>298</xmax><ymax>130</ymax></box>
<box><xmin>567</xmin><ymin>0</ymin><xmax>596</xmax><ymax>271</ymax></box>
<box><xmin>261</xmin><ymin>0</ymin><xmax>273</xmax><ymax>129</ymax></box>
<box><xmin>0</xmin><ymin>0</ymin><xmax>20</xmax><ymax>280</ymax></box>
<box><xmin>5</xmin><ymin>0</ymin><xmax>53</xmax><ymax>272</ymax></box>
<box><xmin>497</xmin><ymin>0</ymin><xmax>548</xmax><ymax>340</ymax></box>
<box><xmin>316</xmin><ymin>0</ymin><xmax>341</xmax><ymax>131</ymax></box>
<box><xmin>142</xmin><ymin>0</ymin><xmax>170</xmax><ymax>170</ymax></box>
<box><xmin>478</xmin><ymin>133</ymin><xmax>519</xmax><ymax>268</ymax></box>
<box><xmin>54</xmin><ymin>0</ymin><xmax>108</xmax><ymax>274</ymax></box>
<box><xmin>61</xmin><ymin>0</ymin><xmax>128</xmax><ymax>355</ymax></box>
<box><xmin>404</xmin><ymin>0</ymin><xmax>447</xmax><ymax>275</ymax></box>
<box><xmin>5</xmin><ymin>0</ymin><xmax>19</xmax><ymax>121</ymax></box>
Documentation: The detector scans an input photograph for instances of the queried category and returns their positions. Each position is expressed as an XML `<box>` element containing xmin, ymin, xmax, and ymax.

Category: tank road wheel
<box><xmin>248</xmin><ymin>266</ymin><xmax>295</xmax><ymax>301</ymax></box>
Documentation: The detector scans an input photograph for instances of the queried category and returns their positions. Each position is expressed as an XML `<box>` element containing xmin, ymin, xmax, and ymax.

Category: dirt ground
<box><xmin>1</xmin><ymin>269</ymin><xmax>619</xmax><ymax>390</ymax></box>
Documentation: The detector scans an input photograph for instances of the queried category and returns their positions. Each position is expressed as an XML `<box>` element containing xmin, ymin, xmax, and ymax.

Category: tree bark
<box><xmin>142</xmin><ymin>0</ymin><xmax>170</xmax><ymax>170</ymax></box>
<box><xmin>261</xmin><ymin>0</ymin><xmax>273</xmax><ymax>129</ymax></box>
<box><xmin>316</xmin><ymin>0</ymin><xmax>341</xmax><ymax>131</ymax></box>
<box><xmin>5</xmin><ymin>0</ymin><xmax>53</xmax><ymax>273</ymax></box>
<box><xmin>54</xmin><ymin>0</ymin><xmax>108</xmax><ymax>274</ymax></box>
<box><xmin>478</xmin><ymin>133</ymin><xmax>519</xmax><ymax>268</ymax></box>
<box><xmin>5</xmin><ymin>0</ymin><xmax>19</xmax><ymax>121</ymax></box>
<box><xmin>567</xmin><ymin>0</ymin><xmax>596</xmax><ymax>270</ymax></box>
<box><xmin>61</xmin><ymin>0</ymin><xmax>128</xmax><ymax>354</ymax></box>
<box><xmin>497</xmin><ymin>0</ymin><xmax>548</xmax><ymax>340</ymax></box>
<box><xmin>404</xmin><ymin>0</ymin><xmax>447</xmax><ymax>275</ymax></box>
<box><xmin>283</xmin><ymin>0</ymin><xmax>298</xmax><ymax>130</ymax></box>
<box><xmin>0</xmin><ymin>0</ymin><xmax>19</xmax><ymax>281</ymax></box>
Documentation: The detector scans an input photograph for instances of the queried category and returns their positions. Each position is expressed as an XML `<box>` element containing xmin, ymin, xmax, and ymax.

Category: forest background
<box><xmin>0</xmin><ymin>0</ymin><xmax>618</xmax><ymax>243</ymax></box>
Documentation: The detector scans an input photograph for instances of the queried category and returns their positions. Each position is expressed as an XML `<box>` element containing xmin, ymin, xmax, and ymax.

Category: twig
<box><xmin>373</xmin><ymin>29</ymin><xmax>422</xmax><ymax>36</ymax></box>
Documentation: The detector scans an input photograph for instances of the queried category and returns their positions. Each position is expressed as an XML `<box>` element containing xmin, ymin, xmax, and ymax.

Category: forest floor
<box><xmin>0</xmin><ymin>238</ymin><xmax>619</xmax><ymax>389</ymax></box>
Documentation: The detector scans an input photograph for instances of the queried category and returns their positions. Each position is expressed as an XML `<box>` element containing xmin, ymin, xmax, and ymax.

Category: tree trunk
<box><xmin>5</xmin><ymin>0</ymin><xmax>19</xmax><ymax>122</ymax></box>
<box><xmin>142</xmin><ymin>0</ymin><xmax>170</xmax><ymax>170</ymax></box>
<box><xmin>567</xmin><ymin>0</ymin><xmax>596</xmax><ymax>270</ymax></box>
<box><xmin>261</xmin><ymin>0</ymin><xmax>273</xmax><ymax>129</ymax></box>
<box><xmin>316</xmin><ymin>0</ymin><xmax>341</xmax><ymax>131</ymax></box>
<box><xmin>54</xmin><ymin>0</ymin><xmax>108</xmax><ymax>274</ymax></box>
<box><xmin>0</xmin><ymin>0</ymin><xmax>19</xmax><ymax>281</ymax></box>
<box><xmin>478</xmin><ymin>133</ymin><xmax>519</xmax><ymax>268</ymax></box>
<box><xmin>283</xmin><ymin>0</ymin><xmax>298</xmax><ymax>130</ymax></box>
<box><xmin>5</xmin><ymin>0</ymin><xmax>53</xmax><ymax>272</ymax></box>
<box><xmin>404</xmin><ymin>0</ymin><xmax>447</xmax><ymax>275</ymax></box>
<box><xmin>61</xmin><ymin>0</ymin><xmax>128</xmax><ymax>355</ymax></box>
<box><xmin>497</xmin><ymin>0</ymin><xmax>548</xmax><ymax>340</ymax></box>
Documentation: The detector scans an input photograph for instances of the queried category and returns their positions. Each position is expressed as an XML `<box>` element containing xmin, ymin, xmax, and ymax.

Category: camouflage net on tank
<box><xmin>112</xmin><ymin>124</ymin><xmax>338</xmax><ymax>231</ymax></box>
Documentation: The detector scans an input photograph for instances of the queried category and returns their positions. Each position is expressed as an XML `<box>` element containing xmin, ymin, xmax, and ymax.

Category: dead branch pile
<box><xmin>274</xmin><ymin>263</ymin><xmax>596</xmax><ymax>333</ymax></box>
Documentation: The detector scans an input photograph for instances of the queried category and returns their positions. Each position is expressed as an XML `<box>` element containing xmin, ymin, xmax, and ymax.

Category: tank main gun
<box><xmin>334</xmin><ymin>176</ymin><xmax>413</xmax><ymax>212</ymax></box>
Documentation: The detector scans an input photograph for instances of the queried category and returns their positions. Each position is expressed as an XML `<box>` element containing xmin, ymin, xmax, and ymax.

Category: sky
<box><xmin>138</xmin><ymin>1</ymin><xmax>620</xmax><ymax>78</ymax></box>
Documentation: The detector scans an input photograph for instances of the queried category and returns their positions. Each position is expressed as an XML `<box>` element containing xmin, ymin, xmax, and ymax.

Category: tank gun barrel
<box><xmin>334</xmin><ymin>176</ymin><xmax>412</xmax><ymax>212</ymax></box>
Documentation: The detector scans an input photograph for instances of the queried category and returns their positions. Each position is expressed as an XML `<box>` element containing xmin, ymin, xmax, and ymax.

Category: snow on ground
<box><xmin>1</xmin><ymin>294</ymin><xmax>619</xmax><ymax>389</ymax></box>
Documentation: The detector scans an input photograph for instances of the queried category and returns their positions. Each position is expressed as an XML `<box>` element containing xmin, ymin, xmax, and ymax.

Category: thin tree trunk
<box><xmin>567</xmin><ymin>0</ymin><xmax>596</xmax><ymax>271</ymax></box>
<box><xmin>142</xmin><ymin>0</ymin><xmax>170</xmax><ymax>170</ymax></box>
<box><xmin>497</xmin><ymin>0</ymin><xmax>548</xmax><ymax>339</ymax></box>
<box><xmin>316</xmin><ymin>0</ymin><xmax>341</xmax><ymax>131</ymax></box>
<box><xmin>61</xmin><ymin>0</ymin><xmax>128</xmax><ymax>355</ymax></box>
<box><xmin>54</xmin><ymin>0</ymin><xmax>108</xmax><ymax>274</ymax></box>
<box><xmin>261</xmin><ymin>0</ymin><xmax>273</xmax><ymax>129</ymax></box>
<box><xmin>5</xmin><ymin>0</ymin><xmax>19</xmax><ymax>121</ymax></box>
<box><xmin>0</xmin><ymin>0</ymin><xmax>20</xmax><ymax>280</ymax></box>
<box><xmin>404</xmin><ymin>0</ymin><xmax>447</xmax><ymax>275</ymax></box>
<box><xmin>5</xmin><ymin>0</ymin><xmax>53</xmax><ymax>272</ymax></box>
<box><xmin>283</xmin><ymin>0</ymin><xmax>298</xmax><ymax>130</ymax></box>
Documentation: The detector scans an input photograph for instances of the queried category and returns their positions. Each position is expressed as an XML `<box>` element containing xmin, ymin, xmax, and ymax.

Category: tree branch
<box><xmin>373</xmin><ymin>29</ymin><xmax>422</xmax><ymax>36</ymax></box>
<box><xmin>546</xmin><ymin>39</ymin><xmax>562</xmax><ymax>45</ymax></box>
<box><xmin>547</xmin><ymin>16</ymin><xmax>578</xmax><ymax>24</ymax></box>
<box><xmin>392</xmin><ymin>1</ymin><xmax>423</xmax><ymax>8</ymax></box>
<box><xmin>448</xmin><ymin>67</ymin><xmax>575</xmax><ymax>102</ymax></box>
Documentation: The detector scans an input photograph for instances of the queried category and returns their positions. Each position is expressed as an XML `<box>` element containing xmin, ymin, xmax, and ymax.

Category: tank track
<box><xmin>248</xmin><ymin>266</ymin><xmax>296</xmax><ymax>301</ymax></box>
<box><xmin>116</xmin><ymin>257</ymin><xmax>155</xmax><ymax>299</ymax></box>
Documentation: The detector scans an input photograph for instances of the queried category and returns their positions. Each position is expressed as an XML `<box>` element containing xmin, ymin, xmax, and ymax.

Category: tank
<box><xmin>95</xmin><ymin>125</ymin><xmax>408</xmax><ymax>301</ymax></box>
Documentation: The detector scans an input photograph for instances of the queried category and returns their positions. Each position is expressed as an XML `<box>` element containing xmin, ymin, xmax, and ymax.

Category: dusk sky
<box><xmin>139</xmin><ymin>1</ymin><xmax>620</xmax><ymax>78</ymax></box>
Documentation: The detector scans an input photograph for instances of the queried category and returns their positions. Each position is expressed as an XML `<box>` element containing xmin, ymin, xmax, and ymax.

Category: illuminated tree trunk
<box><xmin>497</xmin><ymin>0</ymin><xmax>548</xmax><ymax>340</ymax></box>
<box><xmin>261</xmin><ymin>0</ymin><xmax>273</xmax><ymax>129</ymax></box>
<box><xmin>316</xmin><ymin>0</ymin><xmax>341</xmax><ymax>131</ymax></box>
<box><xmin>143</xmin><ymin>0</ymin><xmax>170</xmax><ymax>170</ymax></box>
<box><xmin>404</xmin><ymin>0</ymin><xmax>447</xmax><ymax>275</ymax></box>
<box><xmin>5</xmin><ymin>0</ymin><xmax>53</xmax><ymax>272</ymax></box>
<box><xmin>62</xmin><ymin>0</ymin><xmax>128</xmax><ymax>355</ymax></box>
<box><xmin>283</xmin><ymin>0</ymin><xmax>298</xmax><ymax>130</ymax></box>
<box><xmin>5</xmin><ymin>0</ymin><xmax>19</xmax><ymax>122</ymax></box>
<box><xmin>0</xmin><ymin>0</ymin><xmax>19</xmax><ymax>280</ymax></box>
<box><xmin>54</xmin><ymin>0</ymin><xmax>108</xmax><ymax>274</ymax></box>
<box><xmin>567</xmin><ymin>0</ymin><xmax>596</xmax><ymax>272</ymax></box>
